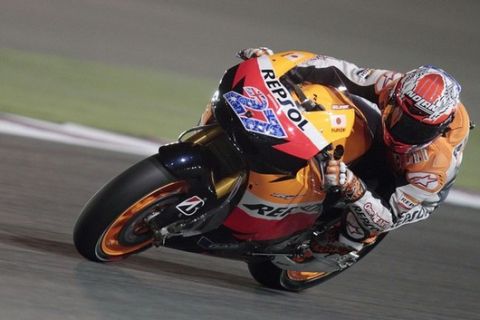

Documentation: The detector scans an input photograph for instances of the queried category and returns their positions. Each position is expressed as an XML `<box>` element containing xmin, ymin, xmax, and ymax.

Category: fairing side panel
<box><xmin>223</xmin><ymin>167</ymin><xmax>325</xmax><ymax>241</ymax></box>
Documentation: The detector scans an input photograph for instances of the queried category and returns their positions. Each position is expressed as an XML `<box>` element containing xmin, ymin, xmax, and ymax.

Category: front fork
<box><xmin>147</xmin><ymin>125</ymin><xmax>247</xmax><ymax>244</ymax></box>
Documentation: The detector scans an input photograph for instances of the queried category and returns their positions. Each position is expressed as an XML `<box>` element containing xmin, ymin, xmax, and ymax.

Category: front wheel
<box><xmin>247</xmin><ymin>233</ymin><xmax>387</xmax><ymax>291</ymax></box>
<box><xmin>73</xmin><ymin>154</ymin><xmax>188</xmax><ymax>262</ymax></box>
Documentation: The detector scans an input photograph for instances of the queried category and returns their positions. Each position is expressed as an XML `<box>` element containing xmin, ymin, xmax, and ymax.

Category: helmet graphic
<box><xmin>383</xmin><ymin>65</ymin><xmax>461</xmax><ymax>153</ymax></box>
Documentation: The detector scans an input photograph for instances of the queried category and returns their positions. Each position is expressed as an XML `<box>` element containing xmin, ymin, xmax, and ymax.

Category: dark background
<box><xmin>1</xmin><ymin>0</ymin><xmax>478</xmax><ymax>123</ymax></box>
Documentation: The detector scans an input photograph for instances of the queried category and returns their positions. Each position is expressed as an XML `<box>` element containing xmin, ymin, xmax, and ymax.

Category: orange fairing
<box><xmin>247</xmin><ymin>166</ymin><xmax>324</xmax><ymax>204</ymax></box>
<box><xmin>300</xmin><ymin>83</ymin><xmax>371</xmax><ymax>163</ymax></box>
<box><xmin>100</xmin><ymin>181</ymin><xmax>187</xmax><ymax>257</ymax></box>
<box><xmin>223</xmin><ymin>166</ymin><xmax>326</xmax><ymax>241</ymax></box>
<box><xmin>267</xmin><ymin>51</ymin><xmax>372</xmax><ymax>162</ymax></box>
<box><xmin>302</xmin><ymin>87</ymin><xmax>355</xmax><ymax>143</ymax></box>
<box><xmin>266</xmin><ymin>51</ymin><xmax>317</xmax><ymax>77</ymax></box>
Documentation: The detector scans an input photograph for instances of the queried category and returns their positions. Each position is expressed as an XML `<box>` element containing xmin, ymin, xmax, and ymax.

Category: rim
<box><xmin>99</xmin><ymin>181</ymin><xmax>188</xmax><ymax>258</ymax></box>
<box><xmin>286</xmin><ymin>270</ymin><xmax>329</xmax><ymax>282</ymax></box>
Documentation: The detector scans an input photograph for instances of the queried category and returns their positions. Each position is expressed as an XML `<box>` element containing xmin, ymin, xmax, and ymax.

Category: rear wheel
<box><xmin>73</xmin><ymin>154</ymin><xmax>188</xmax><ymax>262</ymax></box>
<box><xmin>247</xmin><ymin>259</ymin><xmax>333</xmax><ymax>292</ymax></box>
<box><xmin>247</xmin><ymin>233</ymin><xmax>387</xmax><ymax>291</ymax></box>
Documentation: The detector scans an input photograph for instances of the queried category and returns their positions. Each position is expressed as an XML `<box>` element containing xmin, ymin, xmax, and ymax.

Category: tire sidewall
<box><xmin>73</xmin><ymin>154</ymin><xmax>178</xmax><ymax>262</ymax></box>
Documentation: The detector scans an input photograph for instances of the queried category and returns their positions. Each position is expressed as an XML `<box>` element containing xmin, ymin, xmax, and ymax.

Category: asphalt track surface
<box><xmin>1</xmin><ymin>1</ymin><xmax>479</xmax><ymax>319</ymax></box>
<box><xmin>1</xmin><ymin>133</ymin><xmax>479</xmax><ymax>320</ymax></box>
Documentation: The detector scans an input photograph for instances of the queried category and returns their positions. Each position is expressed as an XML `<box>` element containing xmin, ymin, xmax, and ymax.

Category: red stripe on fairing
<box><xmin>223</xmin><ymin>207</ymin><xmax>320</xmax><ymax>241</ymax></box>
<box><xmin>231</xmin><ymin>58</ymin><xmax>323</xmax><ymax>159</ymax></box>
<box><xmin>232</xmin><ymin>58</ymin><xmax>266</xmax><ymax>89</ymax></box>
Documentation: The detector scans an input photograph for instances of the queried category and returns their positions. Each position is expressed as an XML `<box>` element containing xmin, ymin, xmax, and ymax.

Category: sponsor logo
<box><xmin>257</xmin><ymin>56</ymin><xmax>330</xmax><ymax>152</ymax></box>
<box><xmin>270</xmin><ymin>192</ymin><xmax>306</xmax><ymax>200</ymax></box>
<box><xmin>350</xmin><ymin>205</ymin><xmax>381</xmax><ymax>232</ymax></box>
<box><xmin>407</xmin><ymin>172</ymin><xmax>439</xmax><ymax>190</ymax></box>
<box><xmin>176</xmin><ymin>196</ymin><xmax>205</xmax><ymax>216</ymax></box>
<box><xmin>400</xmin><ymin>68</ymin><xmax>460</xmax><ymax>121</ymax></box>
<box><xmin>406</xmin><ymin>149</ymin><xmax>429</xmax><ymax>165</ymax></box>
<box><xmin>261</xmin><ymin>68</ymin><xmax>310</xmax><ymax>132</ymax></box>
<box><xmin>405</xmin><ymin>90</ymin><xmax>438</xmax><ymax>113</ymax></box>
<box><xmin>345</xmin><ymin>212</ymin><xmax>366</xmax><ymax>240</ymax></box>
<box><xmin>397</xmin><ymin>192</ymin><xmax>418</xmax><ymax>211</ymax></box>
<box><xmin>393</xmin><ymin>207</ymin><xmax>430</xmax><ymax>228</ymax></box>
<box><xmin>363</xmin><ymin>202</ymin><xmax>391</xmax><ymax>229</ymax></box>
<box><xmin>280</xmin><ymin>52</ymin><xmax>304</xmax><ymax>61</ymax></box>
<box><xmin>363</xmin><ymin>202</ymin><xmax>376</xmax><ymax>216</ymax></box>
<box><xmin>331</xmin><ymin>104</ymin><xmax>350</xmax><ymax>110</ymax></box>
<box><xmin>330</xmin><ymin>114</ymin><xmax>347</xmax><ymax>132</ymax></box>
<box><xmin>356</xmin><ymin>68</ymin><xmax>374</xmax><ymax>79</ymax></box>
<box><xmin>224</xmin><ymin>86</ymin><xmax>287</xmax><ymax>138</ymax></box>
<box><xmin>242</xmin><ymin>203</ymin><xmax>322</xmax><ymax>219</ymax></box>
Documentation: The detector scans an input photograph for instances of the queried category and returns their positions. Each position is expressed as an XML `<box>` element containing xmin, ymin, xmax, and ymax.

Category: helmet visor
<box><xmin>383</xmin><ymin>104</ymin><xmax>444</xmax><ymax>145</ymax></box>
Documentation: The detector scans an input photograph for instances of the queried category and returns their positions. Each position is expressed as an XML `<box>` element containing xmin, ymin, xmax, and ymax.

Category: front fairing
<box><xmin>212</xmin><ymin>51</ymin><xmax>356</xmax><ymax>170</ymax></box>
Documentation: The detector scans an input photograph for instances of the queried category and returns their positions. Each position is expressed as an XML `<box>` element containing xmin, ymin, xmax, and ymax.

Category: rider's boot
<box><xmin>285</xmin><ymin>225</ymin><xmax>362</xmax><ymax>282</ymax></box>
<box><xmin>286</xmin><ymin>210</ymin><xmax>380</xmax><ymax>282</ymax></box>
<box><xmin>311</xmin><ymin>208</ymin><xmax>381</xmax><ymax>256</ymax></box>
<box><xmin>310</xmin><ymin>225</ymin><xmax>363</xmax><ymax>257</ymax></box>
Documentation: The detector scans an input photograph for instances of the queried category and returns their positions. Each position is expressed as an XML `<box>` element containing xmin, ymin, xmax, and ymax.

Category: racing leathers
<box><xmin>291</xmin><ymin>54</ymin><xmax>471</xmax><ymax>246</ymax></box>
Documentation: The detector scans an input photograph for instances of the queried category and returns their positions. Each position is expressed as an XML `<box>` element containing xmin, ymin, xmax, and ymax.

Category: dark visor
<box><xmin>385</xmin><ymin>108</ymin><xmax>444</xmax><ymax>145</ymax></box>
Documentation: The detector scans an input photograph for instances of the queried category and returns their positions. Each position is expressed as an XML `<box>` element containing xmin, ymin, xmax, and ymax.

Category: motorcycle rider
<box><xmin>237</xmin><ymin>48</ymin><xmax>472</xmax><ymax>256</ymax></box>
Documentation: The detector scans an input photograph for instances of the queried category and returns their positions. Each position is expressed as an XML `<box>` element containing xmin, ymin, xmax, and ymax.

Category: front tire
<box><xmin>73</xmin><ymin>154</ymin><xmax>187</xmax><ymax>262</ymax></box>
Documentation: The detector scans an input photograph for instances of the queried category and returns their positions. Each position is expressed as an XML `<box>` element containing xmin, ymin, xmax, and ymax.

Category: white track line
<box><xmin>1</xmin><ymin>112</ymin><xmax>479</xmax><ymax>209</ymax></box>
<box><xmin>0</xmin><ymin>113</ymin><xmax>160</xmax><ymax>156</ymax></box>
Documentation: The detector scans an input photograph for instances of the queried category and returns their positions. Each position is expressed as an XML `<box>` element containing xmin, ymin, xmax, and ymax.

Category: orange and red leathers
<box><xmin>293</xmin><ymin>54</ymin><xmax>471</xmax><ymax>234</ymax></box>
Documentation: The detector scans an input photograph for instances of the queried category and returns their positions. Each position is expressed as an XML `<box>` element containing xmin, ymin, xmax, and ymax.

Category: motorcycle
<box><xmin>73</xmin><ymin>51</ymin><xmax>386</xmax><ymax>291</ymax></box>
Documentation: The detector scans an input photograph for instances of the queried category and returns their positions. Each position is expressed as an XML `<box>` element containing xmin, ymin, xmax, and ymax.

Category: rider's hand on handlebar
<box><xmin>325</xmin><ymin>160</ymin><xmax>366</xmax><ymax>202</ymax></box>
<box><xmin>236</xmin><ymin>47</ymin><xmax>273</xmax><ymax>60</ymax></box>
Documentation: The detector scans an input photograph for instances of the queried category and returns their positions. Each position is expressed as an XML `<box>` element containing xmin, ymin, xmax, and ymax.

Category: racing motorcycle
<box><xmin>73</xmin><ymin>51</ymin><xmax>386</xmax><ymax>291</ymax></box>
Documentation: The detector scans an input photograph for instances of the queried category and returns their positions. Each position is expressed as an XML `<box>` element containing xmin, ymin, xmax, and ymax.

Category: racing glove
<box><xmin>324</xmin><ymin>160</ymin><xmax>365</xmax><ymax>202</ymax></box>
<box><xmin>236</xmin><ymin>47</ymin><xmax>273</xmax><ymax>60</ymax></box>
<box><xmin>325</xmin><ymin>160</ymin><xmax>394</xmax><ymax>236</ymax></box>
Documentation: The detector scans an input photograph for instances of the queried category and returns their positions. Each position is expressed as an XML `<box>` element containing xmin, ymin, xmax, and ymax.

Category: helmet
<box><xmin>382</xmin><ymin>65</ymin><xmax>461</xmax><ymax>153</ymax></box>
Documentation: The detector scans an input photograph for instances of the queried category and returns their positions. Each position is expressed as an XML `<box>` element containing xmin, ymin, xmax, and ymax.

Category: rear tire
<box><xmin>73</xmin><ymin>154</ymin><xmax>187</xmax><ymax>262</ymax></box>
<box><xmin>248</xmin><ymin>233</ymin><xmax>387</xmax><ymax>291</ymax></box>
